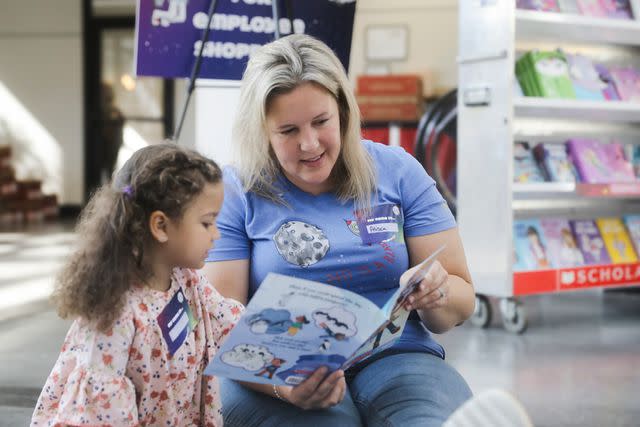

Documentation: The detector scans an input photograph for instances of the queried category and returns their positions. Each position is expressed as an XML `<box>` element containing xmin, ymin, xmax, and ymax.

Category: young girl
<box><xmin>31</xmin><ymin>143</ymin><xmax>243</xmax><ymax>427</ymax></box>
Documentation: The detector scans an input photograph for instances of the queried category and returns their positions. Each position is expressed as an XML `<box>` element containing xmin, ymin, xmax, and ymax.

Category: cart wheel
<box><xmin>470</xmin><ymin>295</ymin><xmax>491</xmax><ymax>328</ymax></box>
<box><xmin>499</xmin><ymin>298</ymin><xmax>527</xmax><ymax>334</ymax></box>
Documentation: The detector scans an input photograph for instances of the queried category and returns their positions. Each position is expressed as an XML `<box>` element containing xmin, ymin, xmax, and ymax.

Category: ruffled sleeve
<box><xmin>196</xmin><ymin>270</ymin><xmax>244</xmax><ymax>346</ymax></box>
<box><xmin>31</xmin><ymin>309</ymin><xmax>139</xmax><ymax>427</ymax></box>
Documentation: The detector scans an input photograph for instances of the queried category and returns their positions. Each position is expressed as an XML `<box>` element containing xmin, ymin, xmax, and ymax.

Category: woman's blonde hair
<box><xmin>232</xmin><ymin>34</ymin><xmax>375</xmax><ymax>210</ymax></box>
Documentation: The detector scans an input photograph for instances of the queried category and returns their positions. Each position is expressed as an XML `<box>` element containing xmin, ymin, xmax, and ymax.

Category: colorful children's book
<box><xmin>623</xmin><ymin>215</ymin><xmax>640</xmax><ymax>257</ymax></box>
<box><xmin>577</xmin><ymin>0</ymin><xmax>608</xmax><ymax>15</ymax></box>
<box><xmin>541</xmin><ymin>218</ymin><xmax>585</xmax><ymax>267</ymax></box>
<box><xmin>514</xmin><ymin>220</ymin><xmax>552</xmax><ymax>271</ymax></box>
<box><xmin>596</xmin><ymin>218</ymin><xmax>638</xmax><ymax>263</ymax></box>
<box><xmin>609</xmin><ymin>67</ymin><xmax>640</xmax><ymax>102</ymax></box>
<box><xmin>204</xmin><ymin>247</ymin><xmax>445</xmax><ymax>385</ymax></box>
<box><xmin>570</xmin><ymin>219</ymin><xmax>612</xmax><ymax>265</ymax></box>
<box><xmin>514</xmin><ymin>142</ymin><xmax>546</xmax><ymax>183</ymax></box>
<box><xmin>517</xmin><ymin>0</ymin><xmax>561</xmax><ymax>11</ymax></box>
<box><xmin>565</xmin><ymin>53</ymin><xmax>606</xmax><ymax>101</ymax></box>
<box><xmin>599</xmin><ymin>0</ymin><xmax>634</xmax><ymax>19</ymax></box>
<box><xmin>533</xmin><ymin>143</ymin><xmax>577</xmax><ymax>182</ymax></box>
<box><xmin>595</xmin><ymin>63</ymin><xmax>621</xmax><ymax>100</ymax></box>
<box><xmin>567</xmin><ymin>139</ymin><xmax>636</xmax><ymax>183</ymax></box>
<box><xmin>526</xmin><ymin>50</ymin><xmax>576</xmax><ymax>99</ymax></box>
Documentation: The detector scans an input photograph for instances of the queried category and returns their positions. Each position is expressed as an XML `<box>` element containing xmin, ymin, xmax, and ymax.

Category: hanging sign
<box><xmin>135</xmin><ymin>0</ymin><xmax>357</xmax><ymax>80</ymax></box>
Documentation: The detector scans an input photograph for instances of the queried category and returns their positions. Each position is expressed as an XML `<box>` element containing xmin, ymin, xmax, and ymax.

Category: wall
<box><xmin>349</xmin><ymin>0</ymin><xmax>458</xmax><ymax>96</ymax></box>
<box><xmin>0</xmin><ymin>0</ymin><xmax>83</xmax><ymax>204</ymax></box>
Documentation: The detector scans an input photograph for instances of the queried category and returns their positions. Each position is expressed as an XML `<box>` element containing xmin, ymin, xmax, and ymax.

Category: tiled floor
<box><xmin>1</xmin><ymin>224</ymin><xmax>639</xmax><ymax>426</ymax></box>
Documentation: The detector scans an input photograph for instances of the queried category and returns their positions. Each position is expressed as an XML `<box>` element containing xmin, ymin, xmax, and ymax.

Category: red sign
<box><xmin>513</xmin><ymin>262</ymin><xmax>640</xmax><ymax>295</ymax></box>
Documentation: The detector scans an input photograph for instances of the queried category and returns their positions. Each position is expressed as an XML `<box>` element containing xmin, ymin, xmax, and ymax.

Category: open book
<box><xmin>204</xmin><ymin>246</ymin><xmax>444</xmax><ymax>386</ymax></box>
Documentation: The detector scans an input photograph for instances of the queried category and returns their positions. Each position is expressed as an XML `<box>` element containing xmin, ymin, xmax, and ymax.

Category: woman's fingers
<box><xmin>288</xmin><ymin>367</ymin><xmax>346</xmax><ymax>410</ymax></box>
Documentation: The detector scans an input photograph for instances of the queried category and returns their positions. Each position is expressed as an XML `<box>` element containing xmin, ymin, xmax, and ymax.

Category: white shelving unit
<box><xmin>457</xmin><ymin>3</ymin><xmax>640</xmax><ymax>333</ymax></box>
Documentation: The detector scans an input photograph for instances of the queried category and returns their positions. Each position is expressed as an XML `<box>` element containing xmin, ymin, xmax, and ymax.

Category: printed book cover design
<box><xmin>623</xmin><ymin>215</ymin><xmax>640</xmax><ymax>257</ymax></box>
<box><xmin>541</xmin><ymin>218</ymin><xmax>584</xmax><ymax>267</ymax></box>
<box><xmin>534</xmin><ymin>143</ymin><xmax>576</xmax><ymax>182</ymax></box>
<box><xmin>596</xmin><ymin>218</ymin><xmax>638</xmax><ymax>263</ymax></box>
<box><xmin>514</xmin><ymin>142</ymin><xmax>545</xmax><ymax>183</ymax></box>
<box><xmin>514</xmin><ymin>220</ymin><xmax>552</xmax><ymax>271</ymax></box>
<box><xmin>570</xmin><ymin>219</ymin><xmax>612</xmax><ymax>265</ymax></box>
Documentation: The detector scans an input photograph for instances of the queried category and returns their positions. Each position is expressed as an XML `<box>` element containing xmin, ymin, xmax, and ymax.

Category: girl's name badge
<box><xmin>157</xmin><ymin>287</ymin><xmax>197</xmax><ymax>356</ymax></box>
<box><xmin>355</xmin><ymin>203</ymin><xmax>405</xmax><ymax>245</ymax></box>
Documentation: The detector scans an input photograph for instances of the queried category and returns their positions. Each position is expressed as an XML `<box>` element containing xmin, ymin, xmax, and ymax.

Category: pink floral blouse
<box><xmin>31</xmin><ymin>268</ymin><xmax>244</xmax><ymax>427</ymax></box>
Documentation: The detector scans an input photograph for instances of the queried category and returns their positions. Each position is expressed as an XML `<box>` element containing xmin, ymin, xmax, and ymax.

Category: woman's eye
<box><xmin>281</xmin><ymin>128</ymin><xmax>296</xmax><ymax>135</ymax></box>
<box><xmin>314</xmin><ymin>119</ymin><xmax>329</xmax><ymax>126</ymax></box>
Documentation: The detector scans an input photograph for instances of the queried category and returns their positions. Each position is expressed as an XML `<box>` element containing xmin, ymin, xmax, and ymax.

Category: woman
<box><xmin>204</xmin><ymin>34</ymin><xmax>475</xmax><ymax>427</ymax></box>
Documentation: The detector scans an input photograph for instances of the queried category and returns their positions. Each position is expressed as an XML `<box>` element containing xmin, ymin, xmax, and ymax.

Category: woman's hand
<box><xmin>278</xmin><ymin>366</ymin><xmax>346</xmax><ymax>410</ymax></box>
<box><xmin>403</xmin><ymin>260</ymin><xmax>449</xmax><ymax>311</ymax></box>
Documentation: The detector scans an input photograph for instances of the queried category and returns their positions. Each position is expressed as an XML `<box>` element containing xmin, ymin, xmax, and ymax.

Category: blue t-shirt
<box><xmin>207</xmin><ymin>140</ymin><xmax>456</xmax><ymax>359</ymax></box>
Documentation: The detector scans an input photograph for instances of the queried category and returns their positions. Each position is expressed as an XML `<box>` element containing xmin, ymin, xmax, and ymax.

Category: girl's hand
<box><xmin>278</xmin><ymin>366</ymin><xmax>346</xmax><ymax>410</ymax></box>
<box><xmin>404</xmin><ymin>260</ymin><xmax>449</xmax><ymax>311</ymax></box>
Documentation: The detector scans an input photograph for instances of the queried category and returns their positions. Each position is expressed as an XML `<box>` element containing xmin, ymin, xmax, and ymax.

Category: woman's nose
<box><xmin>299</xmin><ymin>127</ymin><xmax>319</xmax><ymax>151</ymax></box>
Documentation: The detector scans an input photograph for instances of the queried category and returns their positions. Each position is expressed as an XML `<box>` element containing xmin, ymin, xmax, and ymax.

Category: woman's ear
<box><xmin>149</xmin><ymin>210</ymin><xmax>169</xmax><ymax>243</ymax></box>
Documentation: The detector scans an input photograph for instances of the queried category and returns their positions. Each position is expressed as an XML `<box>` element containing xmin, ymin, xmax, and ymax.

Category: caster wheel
<box><xmin>470</xmin><ymin>295</ymin><xmax>492</xmax><ymax>328</ymax></box>
<box><xmin>500</xmin><ymin>298</ymin><xmax>527</xmax><ymax>334</ymax></box>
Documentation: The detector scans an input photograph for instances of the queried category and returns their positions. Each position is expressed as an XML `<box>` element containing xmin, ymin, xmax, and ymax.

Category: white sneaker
<box><xmin>443</xmin><ymin>389</ymin><xmax>534</xmax><ymax>427</ymax></box>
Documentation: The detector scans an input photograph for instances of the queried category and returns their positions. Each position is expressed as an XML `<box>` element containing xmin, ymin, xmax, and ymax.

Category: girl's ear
<box><xmin>149</xmin><ymin>210</ymin><xmax>170</xmax><ymax>243</ymax></box>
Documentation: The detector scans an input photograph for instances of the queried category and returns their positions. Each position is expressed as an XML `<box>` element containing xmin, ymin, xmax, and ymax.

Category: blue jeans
<box><xmin>220</xmin><ymin>352</ymin><xmax>472</xmax><ymax>427</ymax></box>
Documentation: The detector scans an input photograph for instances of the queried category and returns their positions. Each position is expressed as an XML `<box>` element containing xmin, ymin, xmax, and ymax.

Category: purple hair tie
<box><xmin>123</xmin><ymin>185</ymin><xmax>133</xmax><ymax>197</ymax></box>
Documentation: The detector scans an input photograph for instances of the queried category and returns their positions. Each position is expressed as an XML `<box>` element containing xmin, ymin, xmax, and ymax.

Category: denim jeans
<box><xmin>220</xmin><ymin>352</ymin><xmax>473</xmax><ymax>427</ymax></box>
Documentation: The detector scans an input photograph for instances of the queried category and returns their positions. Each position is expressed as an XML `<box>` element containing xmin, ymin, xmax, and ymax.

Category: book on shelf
<box><xmin>533</xmin><ymin>142</ymin><xmax>577</xmax><ymax>182</ymax></box>
<box><xmin>623</xmin><ymin>215</ymin><xmax>640</xmax><ymax>257</ymax></box>
<box><xmin>609</xmin><ymin>67</ymin><xmax>640</xmax><ymax>102</ymax></box>
<box><xmin>599</xmin><ymin>0</ymin><xmax>634</xmax><ymax>19</ymax></box>
<box><xmin>517</xmin><ymin>0</ymin><xmax>561</xmax><ymax>11</ymax></box>
<box><xmin>567</xmin><ymin>139</ymin><xmax>636</xmax><ymax>183</ymax></box>
<box><xmin>514</xmin><ymin>220</ymin><xmax>553</xmax><ymax>271</ymax></box>
<box><xmin>576</xmin><ymin>0</ymin><xmax>608</xmax><ymax>16</ymax></box>
<box><xmin>541</xmin><ymin>218</ymin><xmax>585</xmax><ymax>267</ymax></box>
<box><xmin>565</xmin><ymin>52</ymin><xmax>606</xmax><ymax>101</ymax></box>
<box><xmin>596</xmin><ymin>218</ymin><xmax>638</xmax><ymax>263</ymax></box>
<box><xmin>514</xmin><ymin>141</ymin><xmax>546</xmax><ymax>183</ymax></box>
<box><xmin>594</xmin><ymin>63</ymin><xmax>621</xmax><ymax>101</ymax></box>
<box><xmin>516</xmin><ymin>50</ymin><xmax>577</xmax><ymax>99</ymax></box>
<box><xmin>570</xmin><ymin>219</ymin><xmax>612</xmax><ymax>265</ymax></box>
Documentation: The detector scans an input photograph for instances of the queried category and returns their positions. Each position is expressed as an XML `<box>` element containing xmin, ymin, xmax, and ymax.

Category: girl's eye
<box><xmin>281</xmin><ymin>128</ymin><xmax>296</xmax><ymax>135</ymax></box>
<box><xmin>314</xmin><ymin>118</ymin><xmax>329</xmax><ymax>126</ymax></box>
<box><xmin>202</xmin><ymin>222</ymin><xmax>212</xmax><ymax>228</ymax></box>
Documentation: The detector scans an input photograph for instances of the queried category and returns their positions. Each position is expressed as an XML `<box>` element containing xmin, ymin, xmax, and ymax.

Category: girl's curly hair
<box><xmin>52</xmin><ymin>143</ymin><xmax>222</xmax><ymax>331</ymax></box>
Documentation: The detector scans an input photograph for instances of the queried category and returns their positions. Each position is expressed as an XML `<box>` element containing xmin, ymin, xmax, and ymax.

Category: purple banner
<box><xmin>135</xmin><ymin>0</ymin><xmax>356</xmax><ymax>80</ymax></box>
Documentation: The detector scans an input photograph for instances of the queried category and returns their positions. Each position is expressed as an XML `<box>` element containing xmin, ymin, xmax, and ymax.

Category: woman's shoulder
<box><xmin>361</xmin><ymin>139</ymin><xmax>417</xmax><ymax>169</ymax></box>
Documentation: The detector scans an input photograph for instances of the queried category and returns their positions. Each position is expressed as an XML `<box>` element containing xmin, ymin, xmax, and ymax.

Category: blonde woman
<box><xmin>204</xmin><ymin>34</ymin><xmax>475</xmax><ymax>427</ymax></box>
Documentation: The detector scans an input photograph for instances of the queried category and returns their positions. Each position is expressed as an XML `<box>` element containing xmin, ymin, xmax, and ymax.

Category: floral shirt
<box><xmin>31</xmin><ymin>268</ymin><xmax>244</xmax><ymax>427</ymax></box>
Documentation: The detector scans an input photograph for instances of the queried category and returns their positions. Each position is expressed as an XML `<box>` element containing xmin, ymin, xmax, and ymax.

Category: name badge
<box><xmin>355</xmin><ymin>204</ymin><xmax>404</xmax><ymax>245</ymax></box>
<box><xmin>157</xmin><ymin>287</ymin><xmax>197</xmax><ymax>356</ymax></box>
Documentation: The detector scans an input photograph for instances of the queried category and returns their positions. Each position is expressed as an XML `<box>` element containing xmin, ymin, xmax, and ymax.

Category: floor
<box><xmin>1</xmin><ymin>223</ymin><xmax>639</xmax><ymax>427</ymax></box>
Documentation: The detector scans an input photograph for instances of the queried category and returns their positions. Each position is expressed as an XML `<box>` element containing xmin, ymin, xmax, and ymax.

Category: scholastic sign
<box><xmin>558</xmin><ymin>263</ymin><xmax>640</xmax><ymax>290</ymax></box>
<box><xmin>135</xmin><ymin>0</ymin><xmax>356</xmax><ymax>80</ymax></box>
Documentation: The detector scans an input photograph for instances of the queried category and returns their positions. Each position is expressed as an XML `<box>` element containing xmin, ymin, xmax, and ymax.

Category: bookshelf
<box><xmin>457</xmin><ymin>3</ymin><xmax>640</xmax><ymax>333</ymax></box>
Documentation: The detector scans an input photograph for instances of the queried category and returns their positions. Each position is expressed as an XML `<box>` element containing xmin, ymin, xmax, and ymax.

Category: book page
<box><xmin>204</xmin><ymin>273</ymin><xmax>387</xmax><ymax>386</ymax></box>
<box><xmin>342</xmin><ymin>245</ymin><xmax>446</xmax><ymax>369</ymax></box>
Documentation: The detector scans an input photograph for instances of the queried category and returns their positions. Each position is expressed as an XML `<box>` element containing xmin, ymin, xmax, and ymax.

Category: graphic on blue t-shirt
<box><xmin>273</xmin><ymin>220</ymin><xmax>330</xmax><ymax>267</ymax></box>
<box><xmin>344</xmin><ymin>219</ymin><xmax>360</xmax><ymax>236</ymax></box>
